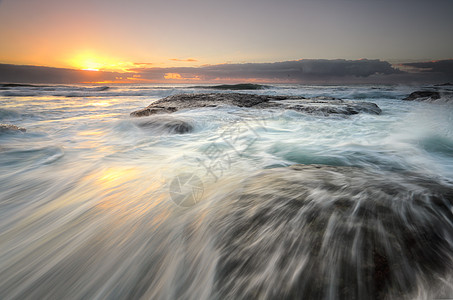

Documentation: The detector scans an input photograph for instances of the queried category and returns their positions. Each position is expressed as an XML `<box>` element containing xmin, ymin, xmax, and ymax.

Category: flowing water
<box><xmin>1</xmin><ymin>84</ymin><xmax>453</xmax><ymax>299</ymax></box>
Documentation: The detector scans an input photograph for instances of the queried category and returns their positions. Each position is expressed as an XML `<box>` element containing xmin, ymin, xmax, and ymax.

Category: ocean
<box><xmin>1</xmin><ymin>83</ymin><xmax>453</xmax><ymax>299</ymax></box>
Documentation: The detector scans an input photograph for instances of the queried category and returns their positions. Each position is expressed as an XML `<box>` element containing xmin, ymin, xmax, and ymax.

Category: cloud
<box><xmin>203</xmin><ymin>59</ymin><xmax>401</xmax><ymax>79</ymax></box>
<box><xmin>400</xmin><ymin>59</ymin><xmax>453</xmax><ymax>76</ymax></box>
<box><xmin>163</xmin><ymin>72</ymin><xmax>200</xmax><ymax>81</ymax></box>
<box><xmin>0</xmin><ymin>64</ymin><xmax>121</xmax><ymax>84</ymax></box>
<box><xmin>164</xmin><ymin>73</ymin><xmax>182</xmax><ymax>79</ymax></box>
<box><xmin>132</xmin><ymin>59</ymin><xmax>403</xmax><ymax>83</ymax></box>
<box><xmin>169</xmin><ymin>58</ymin><xmax>198</xmax><ymax>62</ymax></box>
<box><xmin>133</xmin><ymin>62</ymin><xmax>153</xmax><ymax>66</ymax></box>
<box><xmin>2</xmin><ymin>59</ymin><xmax>452</xmax><ymax>84</ymax></box>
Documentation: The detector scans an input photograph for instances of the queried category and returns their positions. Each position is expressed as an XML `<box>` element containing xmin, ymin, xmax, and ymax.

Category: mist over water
<box><xmin>1</xmin><ymin>84</ymin><xmax>453</xmax><ymax>299</ymax></box>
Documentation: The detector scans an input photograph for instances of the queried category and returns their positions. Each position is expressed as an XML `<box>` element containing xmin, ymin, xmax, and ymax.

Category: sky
<box><xmin>0</xmin><ymin>0</ymin><xmax>452</xmax><ymax>83</ymax></box>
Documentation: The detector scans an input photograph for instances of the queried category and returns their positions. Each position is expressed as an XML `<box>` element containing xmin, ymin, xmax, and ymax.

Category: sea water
<box><xmin>0</xmin><ymin>84</ymin><xmax>452</xmax><ymax>299</ymax></box>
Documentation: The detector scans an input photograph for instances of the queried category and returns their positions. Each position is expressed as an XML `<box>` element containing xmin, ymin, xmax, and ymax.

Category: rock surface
<box><xmin>131</xmin><ymin>93</ymin><xmax>381</xmax><ymax>117</ymax></box>
<box><xmin>133</xmin><ymin>116</ymin><xmax>193</xmax><ymax>134</ymax></box>
<box><xmin>212</xmin><ymin>164</ymin><xmax>453</xmax><ymax>299</ymax></box>
<box><xmin>190</xmin><ymin>83</ymin><xmax>269</xmax><ymax>90</ymax></box>
<box><xmin>0</xmin><ymin>124</ymin><xmax>26</xmax><ymax>133</ymax></box>
<box><xmin>403</xmin><ymin>90</ymin><xmax>441</xmax><ymax>101</ymax></box>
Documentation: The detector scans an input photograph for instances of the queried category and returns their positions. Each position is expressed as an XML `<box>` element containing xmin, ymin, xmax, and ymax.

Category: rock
<box><xmin>403</xmin><ymin>90</ymin><xmax>441</xmax><ymax>101</ymax></box>
<box><xmin>267</xmin><ymin>99</ymin><xmax>382</xmax><ymax>115</ymax></box>
<box><xmin>403</xmin><ymin>90</ymin><xmax>453</xmax><ymax>103</ymax></box>
<box><xmin>434</xmin><ymin>83</ymin><xmax>453</xmax><ymax>87</ymax></box>
<box><xmin>130</xmin><ymin>93</ymin><xmax>381</xmax><ymax>117</ymax></box>
<box><xmin>211</xmin><ymin>164</ymin><xmax>453</xmax><ymax>299</ymax></box>
<box><xmin>191</xmin><ymin>83</ymin><xmax>270</xmax><ymax>90</ymax></box>
<box><xmin>0</xmin><ymin>124</ymin><xmax>26</xmax><ymax>133</ymax></box>
<box><xmin>130</xmin><ymin>106</ymin><xmax>177</xmax><ymax>117</ymax></box>
<box><xmin>133</xmin><ymin>116</ymin><xmax>193</xmax><ymax>134</ymax></box>
<box><xmin>0</xmin><ymin>83</ymin><xmax>41</xmax><ymax>88</ymax></box>
<box><xmin>349</xmin><ymin>101</ymin><xmax>382</xmax><ymax>114</ymax></box>
<box><xmin>92</xmin><ymin>86</ymin><xmax>110</xmax><ymax>91</ymax></box>
<box><xmin>310</xmin><ymin>96</ymin><xmax>342</xmax><ymax>100</ymax></box>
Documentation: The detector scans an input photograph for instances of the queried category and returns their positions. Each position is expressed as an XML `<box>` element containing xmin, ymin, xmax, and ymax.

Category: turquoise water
<box><xmin>1</xmin><ymin>84</ymin><xmax>452</xmax><ymax>299</ymax></box>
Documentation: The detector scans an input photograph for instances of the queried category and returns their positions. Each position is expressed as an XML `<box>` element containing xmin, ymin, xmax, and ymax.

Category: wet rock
<box><xmin>272</xmin><ymin>100</ymin><xmax>382</xmax><ymax>115</ymax></box>
<box><xmin>130</xmin><ymin>93</ymin><xmax>381</xmax><ymax>117</ymax></box>
<box><xmin>190</xmin><ymin>83</ymin><xmax>270</xmax><ymax>90</ymax></box>
<box><xmin>212</xmin><ymin>164</ymin><xmax>453</xmax><ymax>299</ymax></box>
<box><xmin>0</xmin><ymin>83</ymin><xmax>41</xmax><ymax>88</ymax></box>
<box><xmin>310</xmin><ymin>96</ymin><xmax>342</xmax><ymax>100</ymax></box>
<box><xmin>134</xmin><ymin>116</ymin><xmax>193</xmax><ymax>134</ymax></box>
<box><xmin>434</xmin><ymin>83</ymin><xmax>453</xmax><ymax>87</ymax></box>
<box><xmin>130</xmin><ymin>106</ymin><xmax>177</xmax><ymax>117</ymax></box>
<box><xmin>403</xmin><ymin>90</ymin><xmax>441</xmax><ymax>101</ymax></box>
<box><xmin>0</xmin><ymin>124</ymin><xmax>26</xmax><ymax>133</ymax></box>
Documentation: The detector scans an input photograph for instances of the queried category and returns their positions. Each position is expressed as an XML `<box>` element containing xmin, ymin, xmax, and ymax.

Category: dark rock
<box><xmin>134</xmin><ymin>116</ymin><xmax>193</xmax><ymax>134</ymax></box>
<box><xmin>130</xmin><ymin>93</ymin><xmax>381</xmax><ymax>117</ymax></box>
<box><xmin>434</xmin><ymin>83</ymin><xmax>453</xmax><ymax>87</ymax></box>
<box><xmin>191</xmin><ymin>83</ymin><xmax>270</xmax><ymax>90</ymax></box>
<box><xmin>0</xmin><ymin>124</ymin><xmax>26</xmax><ymax>133</ymax></box>
<box><xmin>0</xmin><ymin>83</ymin><xmax>42</xmax><ymax>88</ymax></box>
<box><xmin>130</xmin><ymin>106</ymin><xmax>178</xmax><ymax>117</ymax></box>
<box><xmin>310</xmin><ymin>96</ymin><xmax>342</xmax><ymax>100</ymax></box>
<box><xmin>92</xmin><ymin>86</ymin><xmax>110</xmax><ymax>91</ymax></box>
<box><xmin>403</xmin><ymin>90</ymin><xmax>441</xmax><ymax>101</ymax></box>
<box><xmin>275</xmin><ymin>100</ymin><xmax>382</xmax><ymax>115</ymax></box>
<box><xmin>211</xmin><ymin>164</ymin><xmax>453</xmax><ymax>299</ymax></box>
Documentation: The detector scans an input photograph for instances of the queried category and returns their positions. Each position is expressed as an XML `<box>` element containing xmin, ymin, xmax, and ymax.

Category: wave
<box><xmin>1</xmin><ymin>84</ymin><xmax>453</xmax><ymax>299</ymax></box>
<box><xmin>0</xmin><ymin>108</ymin><xmax>21</xmax><ymax>121</ymax></box>
<box><xmin>0</xmin><ymin>146</ymin><xmax>64</xmax><ymax>172</ymax></box>
<box><xmin>419</xmin><ymin>135</ymin><xmax>453</xmax><ymax>157</ymax></box>
<box><xmin>207</xmin><ymin>165</ymin><xmax>453</xmax><ymax>299</ymax></box>
<box><xmin>3</xmin><ymin>164</ymin><xmax>451</xmax><ymax>299</ymax></box>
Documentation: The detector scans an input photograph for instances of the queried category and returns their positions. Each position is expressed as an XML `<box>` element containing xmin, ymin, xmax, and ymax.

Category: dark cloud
<box><xmin>1</xmin><ymin>59</ymin><xmax>452</xmax><ymax>84</ymax></box>
<box><xmin>132</xmin><ymin>59</ymin><xmax>403</xmax><ymax>83</ymax></box>
<box><xmin>400</xmin><ymin>59</ymin><xmax>453</xmax><ymax>76</ymax></box>
<box><xmin>0</xmin><ymin>64</ymin><xmax>121</xmax><ymax>84</ymax></box>
<box><xmin>203</xmin><ymin>59</ymin><xmax>401</xmax><ymax>79</ymax></box>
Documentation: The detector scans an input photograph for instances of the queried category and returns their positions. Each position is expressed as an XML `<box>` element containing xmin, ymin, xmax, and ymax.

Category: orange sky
<box><xmin>0</xmin><ymin>0</ymin><xmax>452</xmax><ymax>84</ymax></box>
<box><xmin>1</xmin><ymin>0</ymin><xmax>453</xmax><ymax>73</ymax></box>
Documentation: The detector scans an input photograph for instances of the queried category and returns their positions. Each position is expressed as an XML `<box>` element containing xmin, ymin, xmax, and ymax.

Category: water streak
<box><xmin>1</xmin><ymin>84</ymin><xmax>452</xmax><ymax>299</ymax></box>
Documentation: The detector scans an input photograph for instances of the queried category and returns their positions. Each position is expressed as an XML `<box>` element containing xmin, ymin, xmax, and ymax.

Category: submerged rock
<box><xmin>403</xmin><ymin>90</ymin><xmax>441</xmax><ymax>101</ymax></box>
<box><xmin>133</xmin><ymin>116</ymin><xmax>193</xmax><ymax>134</ymax></box>
<box><xmin>130</xmin><ymin>93</ymin><xmax>381</xmax><ymax>117</ymax></box>
<box><xmin>210</xmin><ymin>164</ymin><xmax>453</xmax><ymax>299</ymax></box>
<box><xmin>0</xmin><ymin>124</ymin><xmax>26</xmax><ymax>133</ymax></box>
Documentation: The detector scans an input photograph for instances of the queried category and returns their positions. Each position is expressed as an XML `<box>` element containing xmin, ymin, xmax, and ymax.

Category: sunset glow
<box><xmin>83</xmin><ymin>68</ymin><xmax>100</xmax><ymax>72</ymax></box>
<box><xmin>68</xmin><ymin>52</ymin><xmax>134</xmax><ymax>72</ymax></box>
<box><xmin>0</xmin><ymin>0</ymin><xmax>452</xmax><ymax>84</ymax></box>
<box><xmin>163</xmin><ymin>73</ymin><xmax>182</xmax><ymax>79</ymax></box>
<box><xmin>2</xmin><ymin>0</ymin><xmax>453</xmax><ymax>299</ymax></box>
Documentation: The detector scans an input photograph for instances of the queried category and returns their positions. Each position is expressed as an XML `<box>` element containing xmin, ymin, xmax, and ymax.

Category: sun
<box><xmin>68</xmin><ymin>53</ymin><xmax>103</xmax><ymax>71</ymax></box>
<box><xmin>68</xmin><ymin>52</ymin><xmax>132</xmax><ymax>72</ymax></box>
<box><xmin>81</xmin><ymin>60</ymin><xmax>101</xmax><ymax>71</ymax></box>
